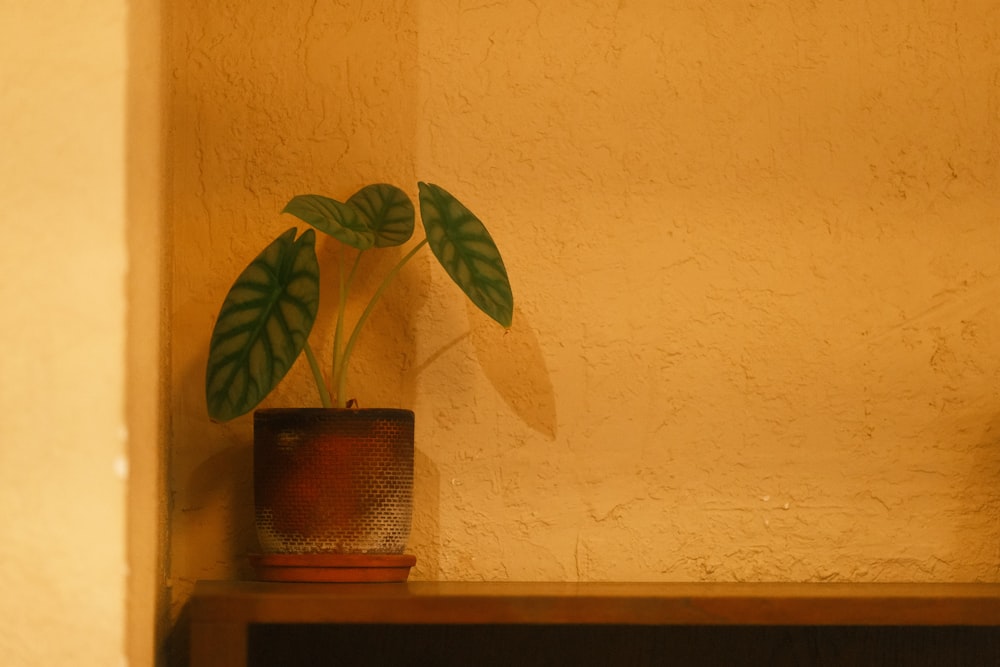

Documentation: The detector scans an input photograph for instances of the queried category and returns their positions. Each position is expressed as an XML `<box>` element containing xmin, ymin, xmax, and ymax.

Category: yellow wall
<box><xmin>0</xmin><ymin>1</ymin><xmax>164</xmax><ymax>664</ymax></box>
<box><xmin>168</xmin><ymin>0</ymin><xmax>1000</xmax><ymax>617</ymax></box>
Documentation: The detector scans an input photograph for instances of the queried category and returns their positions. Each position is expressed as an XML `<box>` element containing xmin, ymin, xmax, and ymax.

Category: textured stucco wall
<box><xmin>168</xmin><ymin>0</ymin><xmax>1000</xmax><ymax>618</ymax></box>
<box><xmin>0</xmin><ymin>1</ymin><xmax>131</xmax><ymax>664</ymax></box>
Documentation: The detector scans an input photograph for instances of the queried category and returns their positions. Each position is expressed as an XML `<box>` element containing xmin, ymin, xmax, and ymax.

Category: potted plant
<box><xmin>205</xmin><ymin>182</ymin><xmax>513</xmax><ymax>581</ymax></box>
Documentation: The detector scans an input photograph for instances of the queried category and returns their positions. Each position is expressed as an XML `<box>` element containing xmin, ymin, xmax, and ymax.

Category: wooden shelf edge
<box><xmin>190</xmin><ymin>580</ymin><xmax>1000</xmax><ymax>627</ymax></box>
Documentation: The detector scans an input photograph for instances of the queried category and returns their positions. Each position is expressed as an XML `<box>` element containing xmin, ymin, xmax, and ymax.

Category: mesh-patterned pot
<box><xmin>253</xmin><ymin>408</ymin><xmax>414</xmax><ymax>555</ymax></box>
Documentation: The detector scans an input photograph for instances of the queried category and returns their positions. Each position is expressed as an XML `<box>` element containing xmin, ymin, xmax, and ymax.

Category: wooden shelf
<box><xmin>188</xmin><ymin>581</ymin><xmax>1000</xmax><ymax>666</ymax></box>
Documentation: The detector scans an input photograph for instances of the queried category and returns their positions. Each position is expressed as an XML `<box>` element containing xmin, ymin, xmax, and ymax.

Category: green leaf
<box><xmin>283</xmin><ymin>194</ymin><xmax>374</xmax><ymax>250</ymax></box>
<box><xmin>205</xmin><ymin>228</ymin><xmax>320</xmax><ymax>421</ymax></box>
<box><xmin>348</xmin><ymin>183</ymin><xmax>415</xmax><ymax>247</ymax></box>
<box><xmin>418</xmin><ymin>182</ymin><xmax>514</xmax><ymax>328</ymax></box>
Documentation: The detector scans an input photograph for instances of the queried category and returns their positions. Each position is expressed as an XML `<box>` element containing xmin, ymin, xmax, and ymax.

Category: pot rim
<box><xmin>254</xmin><ymin>407</ymin><xmax>414</xmax><ymax>417</ymax></box>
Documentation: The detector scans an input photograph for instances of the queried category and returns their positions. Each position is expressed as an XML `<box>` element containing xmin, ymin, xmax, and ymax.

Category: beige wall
<box><xmin>0</xmin><ymin>1</ymin><xmax>164</xmax><ymax>665</ymax></box>
<box><xmin>2</xmin><ymin>1</ymin><xmax>132</xmax><ymax>665</ymax></box>
<box><xmin>168</xmin><ymin>0</ymin><xmax>1000</xmax><ymax>619</ymax></box>
<box><xmin>126</xmin><ymin>0</ymin><xmax>167</xmax><ymax>663</ymax></box>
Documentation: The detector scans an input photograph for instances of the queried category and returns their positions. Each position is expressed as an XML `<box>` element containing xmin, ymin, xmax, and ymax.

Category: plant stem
<box><xmin>331</xmin><ymin>248</ymin><xmax>364</xmax><ymax>408</ymax></box>
<box><xmin>332</xmin><ymin>246</ymin><xmax>345</xmax><ymax>398</ymax></box>
<box><xmin>335</xmin><ymin>238</ymin><xmax>428</xmax><ymax>406</ymax></box>
<box><xmin>303</xmin><ymin>340</ymin><xmax>333</xmax><ymax>408</ymax></box>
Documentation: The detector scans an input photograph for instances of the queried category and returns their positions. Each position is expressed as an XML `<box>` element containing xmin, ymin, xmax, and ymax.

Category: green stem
<box><xmin>303</xmin><ymin>340</ymin><xmax>333</xmax><ymax>408</ymax></box>
<box><xmin>335</xmin><ymin>238</ymin><xmax>428</xmax><ymax>406</ymax></box>
<box><xmin>331</xmin><ymin>247</ymin><xmax>364</xmax><ymax>405</ymax></box>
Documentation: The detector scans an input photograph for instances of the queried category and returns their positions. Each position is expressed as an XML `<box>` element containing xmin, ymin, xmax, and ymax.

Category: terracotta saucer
<box><xmin>248</xmin><ymin>552</ymin><xmax>416</xmax><ymax>583</ymax></box>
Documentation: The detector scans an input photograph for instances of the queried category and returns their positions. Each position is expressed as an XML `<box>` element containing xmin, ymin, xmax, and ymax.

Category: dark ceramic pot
<box><xmin>252</xmin><ymin>408</ymin><xmax>414</xmax><ymax>555</ymax></box>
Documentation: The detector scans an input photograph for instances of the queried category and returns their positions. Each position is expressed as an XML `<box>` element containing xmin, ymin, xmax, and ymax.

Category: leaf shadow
<box><xmin>469</xmin><ymin>304</ymin><xmax>557</xmax><ymax>440</ymax></box>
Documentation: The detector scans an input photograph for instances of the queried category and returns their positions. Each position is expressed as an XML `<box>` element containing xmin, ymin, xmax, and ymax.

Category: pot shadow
<box><xmin>180</xmin><ymin>441</ymin><xmax>257</xmax><ymax>579</ymax></box>
<box><xmin>963</xmin><ymin>412</ymin><xmax>1000</xmax><ymax>577</ymax></box>
<box><xmin>410</xmin><ymin>447</ymin><xmax>442</xmax><ymax>579</ymax></box>
<box><xmin>469</xmin><ymin>303</ymin><xmax>558</xmax><ymax>441</ymax></box>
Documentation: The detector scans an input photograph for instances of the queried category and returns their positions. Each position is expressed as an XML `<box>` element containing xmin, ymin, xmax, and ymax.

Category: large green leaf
<box><xmin>418</xmin><ymin>182</ymin><xmax>513</xmax><ymax>328</ymax></box>
<box><xmin>348</xmin><ymin>183</ymin><xmax>415</xmax><ymax>247</ymax></box>
<box><xmin>283</xmin><ymin>194</ymin><xmax>374</xmax><ymax>249</ymax></box>
<box><xmin>205</xmin><ymin>228</ymin><xmax>320</xmax><ymax>422</ymax></box>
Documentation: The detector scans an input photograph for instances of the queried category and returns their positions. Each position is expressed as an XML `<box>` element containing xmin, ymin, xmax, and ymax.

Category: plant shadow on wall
<box><xmin>469</xmin><ymin>303</ymin><xmax>557</xmax><ymax>440</ymax></box>
<box><xmin>403</xmin><ymin>304</ymin><xmax>556</xmax><ymax>441</ymax></box>
<box><xmin>405</xmin><ymin>303</ymin><xmax>555</xmax><ymax>578</ymax></box>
